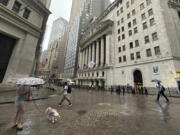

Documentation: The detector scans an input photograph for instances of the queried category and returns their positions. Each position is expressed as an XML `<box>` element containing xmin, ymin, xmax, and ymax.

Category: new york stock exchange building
<box><xmin>76</xmin><ymin>0</ymin><xmax>180</xmax><ymax>93</ymax></box>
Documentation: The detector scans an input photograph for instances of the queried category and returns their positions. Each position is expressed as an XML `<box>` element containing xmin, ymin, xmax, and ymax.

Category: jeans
<box><xmin>157</xmin><ymin>91</ymin><xmax>169</xmax><ymax>102</ymax></box>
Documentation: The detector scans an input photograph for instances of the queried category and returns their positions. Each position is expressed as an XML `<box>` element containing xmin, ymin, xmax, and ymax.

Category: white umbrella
<box><xmin>16</xmin><ymin>77</ymin><xmax>45</xmax><ymax>85</ymax></box>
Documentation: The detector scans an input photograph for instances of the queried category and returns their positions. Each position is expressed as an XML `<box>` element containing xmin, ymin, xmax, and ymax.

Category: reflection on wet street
<box><xmin>0</xmin><ymin>89</ymin><xmax>180</xmax><ymax>135</ymax></box>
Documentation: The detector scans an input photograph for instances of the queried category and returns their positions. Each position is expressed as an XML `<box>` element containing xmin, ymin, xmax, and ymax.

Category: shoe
<box><xmin>68</xmin><ymin>104</ymin><xmax>72</xmax><ymax>107</ymax></box>
<box><xmin>16</xmin><ymin>125</ymin><xmax>23</xmax><ymax>130</ymax></box>
<box><xmin>12</xmin><ymin>124</ymin><xmax>17</xmax><ymax>128</ymax></box>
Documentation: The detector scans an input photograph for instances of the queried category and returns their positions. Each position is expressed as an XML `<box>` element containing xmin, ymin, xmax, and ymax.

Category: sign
<box><xmin>153</xmin><ymin>66</ymin><xmax>159</xmax><ymax>75</ymax></box>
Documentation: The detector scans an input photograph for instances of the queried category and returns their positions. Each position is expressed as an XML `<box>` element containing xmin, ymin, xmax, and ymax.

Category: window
<box><xmin>132</xmin><ymin>9</ymin><xmax>136</xmax><ymax>16</ymax></box>
<box><xmin>120</xmin><ymin>7</ymin><xmax>123</xmax><ymax>13</ymax></box>
<box><xmin>134</xmin><ymin>27</ymin><xmax>138</xmax><ymax>34</ymax></box>
<box><xmin>118</xmin><ymin>29</ymin><xmax>120</xmax><ymax>34</ymax></box>
<box><xmin>135</xmin><ymin>40</ymin><xmax>139</xmax><ymax>47</ymax></box>
<box><xmin>146</xmin><ymin>49</ymin><xmax>152</xmax><ymax>57</ymax></box>
<box><xmin>141</xmin><ymin>13</ymin><xmax>146</xmax><ymax>20</ymax></box>
<box><xmin>154</xmin><ymin>46</ymin><xmax>161</xmax><ymax>55</ymax></box>
<box><xmin>129</xmin><ymin>30</ymin><xmax>132</xmax><ymax>36</ymax></box>
<box><xmin>23</xmin><ymin>8</ymin><xmax>31</xmax><ymax>19</ymax></box>
<box><xmin>146</xmin><ymin>0</ymin><xmax>151</xmax><ymax>5</ymax></box>
<box><xmin>128</xmin><ymin>22</ymin><xmax>131</xmax><ymax>28</ymax></box>
<box><xmin>148</xmin><ymin>8</ymin><xmax>153</xmax><ymax>16</ymax></box>
<box><xmin>117</xmin><ymin>10</ymin><xmax>120</xmax><ymax>16</ymax></box>
<box><xmin>121</xmin><ymin>26</ymin><xmax>124</xmax><ymax>32</ymax></box>
<box><xmin>121</xmin><ymin>18</ymin><xmax>124</xmax><ymax>23</ymax></box>
<box><xmin>127</xmin><ymin>13</ymin><xmax>131</xmax><ymax>19</ymax></box>
<box><xmin>136</xmin><ymin>52</ymin><xmax>141</xmax><ymax>59</ymax></box>
<box><xmin>122</xmin><ymin>34</ymin><xmax>125</xmax><ymax>40</ymax></box>
<box><xmin>118</xmin><ymin>36</ymin><xmax>121</xmax><ymax>41</ymax></box>
<box><xmin>126</xmin><ymin>1</ymin><xmax>130</xmax><ymax>8</ymax></box>
<box><xmin>140</xmin><ymin>3</ymin><xmax>145</xmax><ymax>10</ymax></box>
<box><xmin>133</xmin><ymin>19</ymin><xmax>137</xmax><ymax>25</ymax></box>
<box><xmin>123</xmin><ymin>45</ymin><xmax>126</xmax><ymax>51</ymax></box>
<box><xmin>123</xmin><ymin>55</ymin><xmax>126</xmax><ymax>62</ymax></box>
<box><xmin>150</xmin><ymin>18</ymin><xmax>155</xmax><ymax>26</ymax></box>
<box><xmin>131</xmin><ymin>53</ymin><xmax>134</xmax><ymax>60</ymax></box>
<box><xmin>130</xmin><ymin>42</ymin><xmax>133</xmax><ymax>49</ymax></box>
<box><xmin>131</xmin><ymin>0</ymin><xmax>134</xmax><ymax>5</ymax></box>
<box><xmin>97</xmin><ymin>72</ymin><xmax>99</xmax><ymax>77</ymax></box>
<box><xmin>117</xmin><ymin>21</ymin><xmax>120</xmax><ymax>26</ymax></box>
<box><xmin>12</xmin><ymin>1</ymin><xmax>21</xmax><ymax>13</ymax></box>
<box><xmin>143</xmin><ymin>22</ymin><xmax>148</xmax><ymax>29</ymax></box>
<box><xmin>145</xmin><ymin>36</ymin><xmax>150</xmax><ymax>44</ymax></box>
<box><xmin>152</xmin><ymin>32</ymin><xmax>158</xmax><ymax>41</ymax></box>
<box><xmin>119</xmin><ymin>57</ymin><xmax>122</xmax><ymax>63</ymax></box>
<box><xmin>118</xmin><ymin>47</ymin><xmax>121</xmax><ymax>52</ymax></box>
<box><xmin>0</xmin><ymin>0</ymin><xmax>9</xmax><ymax>6</ymax></box>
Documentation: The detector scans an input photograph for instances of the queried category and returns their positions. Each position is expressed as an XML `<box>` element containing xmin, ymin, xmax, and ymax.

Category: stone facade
<box><xmin>77</xmin><ymin>0</ymin><xmax>180</xmax><ymax>91</ymax></box>
<box><xmin>0</xmin><ymin>0</ymin><xmax>51</xmax><ymax>83</ymax></box>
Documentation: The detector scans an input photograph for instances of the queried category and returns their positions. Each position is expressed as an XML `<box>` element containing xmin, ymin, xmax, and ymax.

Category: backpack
<box><xmin>67</xmin><ymin>86</ymin><xmax>71</xmax><ymax>93</ymax></box>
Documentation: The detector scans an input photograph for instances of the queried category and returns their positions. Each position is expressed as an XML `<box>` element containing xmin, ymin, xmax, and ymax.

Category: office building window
<box><xmin>121</xmin><ymin>18</ymin><xmax>124</xmax><ymax>23</ymax></box>
<box><xmin>150</xmin><ymin>18</ymin><xmax>155</xmax><ymax>26</ymax></box>
<box><xmin>133</xmin><ymin>18</ymin><xmax>137</xmax><ymax>25</ymax></box>
<box><xmin>129</xmin><ymin>30</ymin><xmax>132</xmax><ymax>36</ymax></box>
<box><xmin>152</xmin><ymin>32</ymin><xmax>158</xmax><ymax>41</ymax></box>
<box><xmin>122</xmin><ymin>34</ymin><xmax>125</xmax><ymax>40</ymax></box>
<box><xmin>117</xmin><ymin>21</ymin><xmax>120</xmax><ymax>26</ymax></box>
<box><xmin>141</xmin><ymin>13</ymin><xmax>146</xmax><ymax>20</ymax></box>
<box><xmin>118</xmin><ymin>29</ymin><xmax>120</xmax><ymax>34</ymax></box>
<box><xmin>127</xmin><ymin>13</ymin><xmax>131</xmax><ymax>19</ymax></box>
<box><xmin>123</xmin><ymin>55</ymin><xmax>126</xmax><ymax>62</ymax></box>
<box><xmin>143</xmin><ymin>22</ymin><xmax>148</xmax><ymax>29</ymax></box>
<box><xmin>118</xmin><ymin>36</ymin><xmax>121</xmax><ymax>41</ymax></box>
<box><xmin>120</xmin><ymin>7</ymin><xmax>123</xmax><ymax>13</ymax></box>
<box><xmin>131</xmin><ymin>53</ymin><xmax>134</xmax><ymax>60</ymax></box>
<box><xmin>0</xmin><ymin>0</ymin><xmax>9</xmax><ymax>6</ymax></box>
<box><xmin>132</xmin><ymin>9</ymin><xmax>136</xmax><ymax>16</ymax></box>
<box><xmin>23</xmin><ymin>8</ymin><xmax>31</xmax><ymax>19</ymax></box>
<box><xmin>135</xmin><ymin>40</ymin><xmax>139</xmax><ymax>47</ymax></box>
<box><xmin>128</xmin><ymin>22</ymin><xmax>131</xmax><ymax>28</ymax></box>
<box><xmin>146</xmin><ymin>49</ymin><xmax>152</xmax><ymax>57</ymax></box>
<box><xmin>122</xmin><ymin>26</ymin><xmax>124</xmax><ymax>32</ymax></box>
<box><xmin>130</xmin><ymin>42</ymin><xmax>133</xmax><ymax>49</ymax></box>
<box><xmin>118</xmin><ymin>47</ymin><xmax>121</xmax><ymax>52</ymax></box>
<box><xmin>140</xmin><ymin>3</ymin><xmax>145</xmax><ymax>10</ymax></box>
<box><xmin>119</xmin><ymin>57</ymin><xmax>122</xmax><ymax>63</ymax></box>
<box><xmin>146</xmin><ymin>0</ymin><xmax>151</xmax><ymax>5</ymax></box>
<box><xmin>145</xmin><ymin>36</ymin><xmax>150</xmax><ymax>44</ymax></box>
<box><xmin>148</xmin><ymin>8</ymin><xmax>153</xmax><ymax>16</ymax></box>
<box><xmin>117</xmin><ymin>10</ymin><xmax>120</xmax><ymax>16</ymax></box>
<box><xmin>136</xmin><ymin>52</ymin><xmax>141</xmax><ymax>59</ymax></box>
<box><xmin>154</xmin><ymin>46</ymin><xmax>161</xmax><ymax>55</ymax></box>
<box><xmin>123</xmin><ymin>45</ymin><xmax>126</xmax><ymax>51</ymax></box>
<box><xmin>12</xmin><ymin>1</ymin><xmax>21</xmax><ymax>13</ymax></box>
<box><xmin>134</xmin><ymin>27</ymin><xmax>138</xmax><ymax>34</ymax></box>
<box><xmin>126</xmin><ymin>1</ymin><xmax>130</xmax><ymax>8</ymax></box>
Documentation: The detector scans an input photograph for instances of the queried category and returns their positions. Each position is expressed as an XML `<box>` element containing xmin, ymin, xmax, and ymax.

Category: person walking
<box><xmin>13</xmin><ymin>85</ymin><xmax>31</xmax><ymax>130</ymax></box>
<box><xmin>156</xmin><ymin>82</ymin><xmax>169</xmax><ymax>103</ymax></box>
<box><xmin>58</xmin><ymin>82</ymin><xmax>72</xmax><ymax>106</ymax></box>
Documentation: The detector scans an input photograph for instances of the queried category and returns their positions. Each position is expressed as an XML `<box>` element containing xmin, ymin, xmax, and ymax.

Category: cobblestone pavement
<box><xmin>0</xmin><ymin>89</ymin><xmax>180</xmax><ymax>135</ymax></box>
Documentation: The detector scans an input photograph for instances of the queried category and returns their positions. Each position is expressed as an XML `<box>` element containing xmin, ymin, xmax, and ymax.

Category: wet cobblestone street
<box><xmin>0</xmin><ymin>89</ymin><xmax>180</xmax><ymax>135</ymax></box>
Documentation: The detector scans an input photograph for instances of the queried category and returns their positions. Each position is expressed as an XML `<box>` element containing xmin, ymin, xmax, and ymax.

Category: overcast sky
<box><xmin>42</xmin><ymin>0</ymin><xmax>115</xmax><ymax>51</ymax></box>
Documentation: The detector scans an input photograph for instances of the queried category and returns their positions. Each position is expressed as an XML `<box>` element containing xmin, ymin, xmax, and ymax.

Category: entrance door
<box><xmin>177</xmin><ymin>81</ymin><xmax>180</xmax><ymax>92</ymax></box>
<box><xmin>133</xmin><ymin>70</ymin><xmax>143</xmax><ymax>93</ymax></box>
<box><xmin>0</xmin><ymin>33</ymin><xmax>16</xmax><ymax>83</ymax></box>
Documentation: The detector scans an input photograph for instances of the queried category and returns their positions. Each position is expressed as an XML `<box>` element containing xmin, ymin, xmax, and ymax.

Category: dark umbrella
<box><xmin>151</xmin><ymin>79</ymin><xmax>161</xmax><ymax>83</ymax></box>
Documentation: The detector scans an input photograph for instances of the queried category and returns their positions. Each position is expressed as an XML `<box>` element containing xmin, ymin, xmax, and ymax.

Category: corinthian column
<box><xmin>101</xmin><ymin>37</ymin><xmax>104</xmax><ymax>66</ymax></box>
<box><xmin>96</xmin><ymin>40</ymin><xmax>99</xmax><ymax>67</ymax></box>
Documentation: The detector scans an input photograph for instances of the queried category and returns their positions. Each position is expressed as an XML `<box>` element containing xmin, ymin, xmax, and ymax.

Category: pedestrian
<box><xmin>12</xmin><ymin>85</ymin><xmax>31</xmax><ymax>130</ymax></box>
<box><xmin>122</xmin><ymin>86</ymin><xmax>125</xmax><ymax>95</ymax></box>
<box><xmin>156</xmin><ymin>82</ymin><xmax>169</xmax><ymax>103</ymax></box>
<box><xmin>58</xmin><ymin>82</ymin><xmax>72</xmax><ymax>106</ymax></box>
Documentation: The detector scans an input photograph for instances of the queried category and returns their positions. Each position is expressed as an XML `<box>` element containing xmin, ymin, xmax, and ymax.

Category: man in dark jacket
<box><xmin>156</xmin><ymin>82</ymin><xmax>169</xmax><ymax>103</ymax></box>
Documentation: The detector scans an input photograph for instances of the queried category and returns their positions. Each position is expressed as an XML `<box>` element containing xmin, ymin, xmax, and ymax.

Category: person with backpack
<box><xmin>156</xmin><ymin>82</ymin><xmax>169</xmax><ymax>103</ymax></box>
<box><xmin>58</xmin><ymin>82</ymin><xmax>72</xmax><ymax>106</ymax></box>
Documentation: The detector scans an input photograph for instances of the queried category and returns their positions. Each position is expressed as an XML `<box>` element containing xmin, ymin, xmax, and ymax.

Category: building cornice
<box><xmin>0</xmin><ymin>4</ymin><xmax>42</xmax><ymax>38</ymax></box>
<box><xmin>168</xmin><ymin>0</ymin><xmax>180</xmax><ymax>9</ymax></box>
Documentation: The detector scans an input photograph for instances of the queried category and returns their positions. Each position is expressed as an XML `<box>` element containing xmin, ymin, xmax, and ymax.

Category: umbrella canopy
<box><xmin>151</xmin><ymin>79</ymin><xmax>161</xmax><ymax>83</ymax></box>
<box><xmin>16</xmin><ymin>77</ymin><xmax>45</xmax><ymax>85</ymax></box>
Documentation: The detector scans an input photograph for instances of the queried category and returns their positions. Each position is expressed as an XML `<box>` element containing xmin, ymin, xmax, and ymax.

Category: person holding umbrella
<box><xmin>156</xmin><ymin>82</ymin><xmax>169</xmax><ymax>103</ymax></box>
<box><xmin>13</xmin><ymin>85</ymin><xmax>31</xmax><ymax>130</ymax></box>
